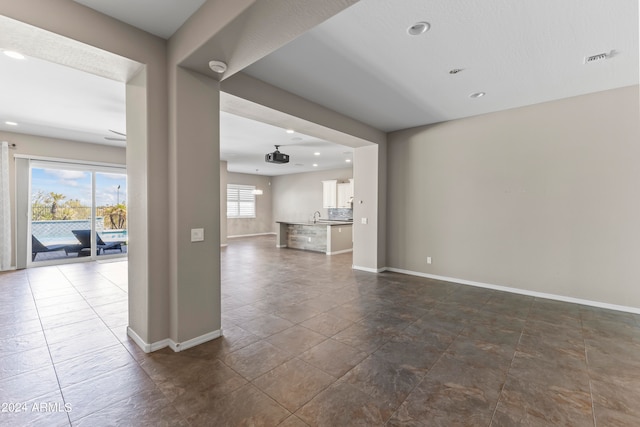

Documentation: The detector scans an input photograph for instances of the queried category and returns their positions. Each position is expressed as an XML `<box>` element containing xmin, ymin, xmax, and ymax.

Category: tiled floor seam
<box><xmin>249</xmin><ymin>356</ymin><xmax>334</xmax><ymax>419</ymax></box>
<box><xmin>27</xmin><ymin>267</ymin><xmax>73</xmax><ymax>427</ymax></box>
<box><xmin>109</xmin><ymin>355</ymin><xmax>191</xmax><ymax>426</ymax></box>
<box><xmin>382</xmin><ymin>315</ymin><xmax>464</xmax><ymax>425</ymax></box>
<box><xmin>57</xmin><ymin>265</ymin><xmax>128</xmax><ymax>348</ymax></box>
<box><xmin>52</xmin><ymin>266</ymin><xmax>171</xmax><ymax>425</ymax></box>
<box><xmin>486</xmin><ymin>312</ymin><xmax>527</xmax><ymax>426</ymax></box>
<box><xmin>580</xmin><ymin>311</ymin><xmax>598</xmax><ymax>427</ymax></box>
<box><xmin>68</xmin><ymin>386</ymin><xmax>190</xmax><ymax>426</ymax></box>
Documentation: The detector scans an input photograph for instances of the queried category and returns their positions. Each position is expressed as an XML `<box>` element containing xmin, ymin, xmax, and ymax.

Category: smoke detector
<box><xmin>209</xmin><ymin>60</ymin><xmax>227</xmax><ymax>74</ymax></box>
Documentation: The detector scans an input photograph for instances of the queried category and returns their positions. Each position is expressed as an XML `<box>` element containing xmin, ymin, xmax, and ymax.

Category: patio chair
<box><xmin>71</xmin><ymin>230</ymin><xmax>124</xmax><ymax>255</ymax></box>
<box><xmin>31</xmin><ymin>235</ymin><xmax>82</xmax><ymax>261</ymax></box>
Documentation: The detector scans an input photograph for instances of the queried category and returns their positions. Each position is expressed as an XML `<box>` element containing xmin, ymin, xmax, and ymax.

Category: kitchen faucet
<box><xmin>313</xmin><ymin>211</ymin><xmax>321</xmax><ymax>223</ymax></box>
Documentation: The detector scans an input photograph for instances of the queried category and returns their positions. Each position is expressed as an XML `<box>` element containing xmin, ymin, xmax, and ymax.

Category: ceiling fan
<box><xmin>105</xmin><ymin>129</ymin><xmax>126</xmax><ymax>142</ymax></box>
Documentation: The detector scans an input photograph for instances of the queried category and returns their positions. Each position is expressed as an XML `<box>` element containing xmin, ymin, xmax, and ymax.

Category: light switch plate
<box><xmin>191</xmin><ymin>228</ymin><xmax>204</xmax><ymax>242</ymax></box>
<box><xmin>361</xmin><ymin>218</ymin><xmax>368</xmax><ymax>224</ymax></box>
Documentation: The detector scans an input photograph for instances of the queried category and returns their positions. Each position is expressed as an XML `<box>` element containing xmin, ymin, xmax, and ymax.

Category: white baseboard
<box><xmin>220</xmin><ymin>243</ymin><xmax>228</xmax><ymax>247</ymax></box>
<box><xmin>276</xmin><ymin>244</ymin><xmax>288</xmax><ymax>248</ymax></box>
<box><xmin>327</xmin><ymin>249</ymin><xmax>353</xmax><ymax>255</ymax></box>
<box><xmin>169</xmin><ymin>329</ymin><xmax>222</xmax><ymax>352</ymax></box>
<box><xmin>127</xmin><ymin>327</ymin><xmax>222</xmax><ymax>353</ymax></box>
<box><xmin>151</xmin><ymin>339</ymin><xmax>173</xmax><ymax>352</ymax></box>
<box><xmin>228</xmin><ymin>232</ymin><xmax>276</xmax><ymax>238</ymax></box>
<box><xmin>385</xmin><ymin>267</ymin><xmax>640</xmax><ymax>315</ymax></box>
<box><xmin>127</xmin><ymin>327</ymin><xmax>153</xmax><ymax>353</ymax></box>
<box><xmin>352</xmin><ymin>265</ymin><xmax>387</xmax><ymax>273</ymax></box>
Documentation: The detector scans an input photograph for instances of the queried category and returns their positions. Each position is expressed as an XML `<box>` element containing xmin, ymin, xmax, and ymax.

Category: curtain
<box><xmin>0</xmin><ymin>141</ymin><xmax>11</xmax><ymax>270</ymax></box>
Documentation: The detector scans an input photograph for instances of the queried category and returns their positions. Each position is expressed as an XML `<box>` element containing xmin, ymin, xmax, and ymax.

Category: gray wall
<box><xmin>220</xmin><ymin>161</ymin><xmax>228</xmax><ymax>245</ymax></box>
<box><xmin>1</xmin><ymin>131</ymin><xmax>126</xmax><ymax>268</ymax></box>
<box><xmin>353</xmin><ymin>144</ymin><xmax>386</xmax><ymax>271</ymax></box>
<box><xmin>271</xmin><ymin>167</ymin><xmax>353</xmax><ymax>230</ymax></box>
<box><xmin>226</xmin><ymin>172</ymin><xmax>273</xmax><ymax>236</ymax></box>
<box><xmin>386</xmin><ymin>85</ymin><xmax>640</xmax><ymax>308</ymax></box>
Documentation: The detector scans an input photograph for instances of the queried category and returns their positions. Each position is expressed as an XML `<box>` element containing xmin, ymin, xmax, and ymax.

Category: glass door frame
<box><xmin>27</xmin><ymin>159</ymin><xmax>127</xmax><ymax>267</ymax></box>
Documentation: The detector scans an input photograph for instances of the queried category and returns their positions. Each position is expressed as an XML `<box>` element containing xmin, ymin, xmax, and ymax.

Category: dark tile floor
<box><xmin>1</xmin><ymin>235</ymin><xmax>640</xmax><ymax>426</ymax></box>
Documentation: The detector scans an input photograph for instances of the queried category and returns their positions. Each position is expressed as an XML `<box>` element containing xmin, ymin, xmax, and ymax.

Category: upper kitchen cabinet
<box><xmin>322</xmin><ymin>180</ymin><xmax>338</xmax><ymax>208</ymax></box>
<box><xmin>337</xmin><ymin>179</ymin><xmax>354</xmax><ymax>208</ymax></box>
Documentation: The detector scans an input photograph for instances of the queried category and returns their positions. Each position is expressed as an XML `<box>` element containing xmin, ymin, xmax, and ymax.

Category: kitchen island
<box><xmin>276</xmin><ymin>220</ymin><xmax>353</xmax><ymax>255</ymax></box>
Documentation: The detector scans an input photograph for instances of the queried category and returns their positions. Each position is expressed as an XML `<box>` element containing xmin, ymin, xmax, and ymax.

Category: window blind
<box><xmin>227</xmin><ymin>184</ymin><xmax>256</xmax><ymax>218</ymax></box>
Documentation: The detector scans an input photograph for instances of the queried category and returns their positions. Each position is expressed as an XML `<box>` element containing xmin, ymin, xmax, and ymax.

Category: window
<box><xmin>227</xmin><ymin>184</ymin><xmax>256</xmax><ymax>218</ymax></box>
<box><xmin>28</xmin><ymin>161</ymin><xmax>127</xmax><ymax>265</ymax></box>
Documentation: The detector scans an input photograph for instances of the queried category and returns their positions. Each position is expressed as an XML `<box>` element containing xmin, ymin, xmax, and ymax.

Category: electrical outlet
<box><xmin>427</xmin><ymin>257</ymin><xmax>432</xmax><ymax>264</ymax></box>
<box><xmin>308</xmin><ymin>237</ymin><xmax>311</xmax><ymax>242</ymax></box>
<box><xmin>361</xmin><ymin>218</ymin><xmax>368</xmax><ymax>224</ymax></box>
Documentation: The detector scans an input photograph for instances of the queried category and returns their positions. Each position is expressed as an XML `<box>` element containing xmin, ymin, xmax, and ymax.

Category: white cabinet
<box><xmin>337</xmin><ymin>183</ymin><xmax>350</xmax><ymax>208</ymax></box>
<box><xmin>322</xmin><ymin>180</ymin><xmax>337</xmax><ymax>208</ymax></box>
<box><xmin>325</xmin><ymin>179</ymin><xmax>354</xmax><ymax>209</ymax></box>
<box><xmin>337</xmin><ymin>183</ymin><xmax>352</xmax><ymax>208</ymax></box>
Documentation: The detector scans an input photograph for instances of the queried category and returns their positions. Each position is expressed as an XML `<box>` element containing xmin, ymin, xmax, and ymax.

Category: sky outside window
<box><xmin>32</xmin><ymin>168</ymin><xmax>127</xmax><ymax>206</ymax></box>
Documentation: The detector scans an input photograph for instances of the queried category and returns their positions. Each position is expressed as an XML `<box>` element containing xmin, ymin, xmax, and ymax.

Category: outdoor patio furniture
<box><xmin>71</xmin><ymin>230</ymin><xmax>124</xmax><ymax>255</ymax></box>
<box><xmin>31</xmin><ymin>235</ymin><xmax>82</xmax><ymax>261</ymax></box>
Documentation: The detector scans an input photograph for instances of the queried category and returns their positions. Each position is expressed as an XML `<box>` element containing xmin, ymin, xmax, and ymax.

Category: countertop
<box><xmin>277</xmin><ymin>220</ymin><xmax>353</xmax><ymax>226</ymax></box>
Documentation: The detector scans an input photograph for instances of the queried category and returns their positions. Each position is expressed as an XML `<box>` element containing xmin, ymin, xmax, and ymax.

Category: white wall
<box><xmin>271</xmin><ymin>167</ymin><xmax>352</xmax><ymax>230</ymax></box>
<box><xmin>1</xmin><ymin>131</ymin><xmax>126</xmax><ymax>268</ymax></box>
<box><xmin>226</xmin><ymin>172</ymin><xmax>273</xmax><ymax>236</ymax></box>
<box><xmin>386</xmin><ymin>85</ymin><xmax>640</xmax><ymax>309</ymax></box>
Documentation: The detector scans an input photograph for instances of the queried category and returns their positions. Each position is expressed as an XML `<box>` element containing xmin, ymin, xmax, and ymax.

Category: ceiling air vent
<box><xmin>584</xmin><ymin>52</ymin><xmax>608</xmax><ymax>64</ymax></box>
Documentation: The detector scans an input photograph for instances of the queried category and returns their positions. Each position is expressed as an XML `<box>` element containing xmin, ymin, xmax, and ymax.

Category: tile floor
<box><xmin>1</xmin><ymin>235</ymin><xmax>640</xmax><ymax>426</ymax></box>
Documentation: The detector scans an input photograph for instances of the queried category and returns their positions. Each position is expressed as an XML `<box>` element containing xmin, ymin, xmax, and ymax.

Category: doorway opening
<box><xmin>29</xmin><ymin>161</ymin><xmax>127</xmax><ymax>266</ymax></box>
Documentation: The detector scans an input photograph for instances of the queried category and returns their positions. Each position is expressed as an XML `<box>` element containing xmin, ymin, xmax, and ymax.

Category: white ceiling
<box><xmin>0</xmin><ymin>52</ymin><xmax>126</xmax><ymax>147</ymax></box>
<box><xmin>1</xmin><ymin>0</ymin><xmax>637</xmax><ymax>175</ymax></box>
<box><xmin>244</xmin><ymin>0</ymin><xmax>638</xmax><ymax>132</ymax></box>
<box><xmin>72</xmin><ymin>0</ymin><xmax>207</xmax><ymax>39</ymax></box>
<box><xmin>0</xmin><ymin>47</ymin><xmax>350</xmax><ymax>175</ymax></box>
<box><xmin>220</xmin><ymin>112</ymin><xmax>353</xmax><ymax>176</ymax></box>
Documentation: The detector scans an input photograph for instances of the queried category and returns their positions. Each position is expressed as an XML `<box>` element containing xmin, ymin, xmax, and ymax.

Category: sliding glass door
<box><xmin>95</xmin><ymin>171</ymin><xmax>127</xmax><ymax>258</ymax></box>
<box><xmin>29</xmin><ymin>161</ymin><xmax>127</xmax><ymax>265</ymax></box>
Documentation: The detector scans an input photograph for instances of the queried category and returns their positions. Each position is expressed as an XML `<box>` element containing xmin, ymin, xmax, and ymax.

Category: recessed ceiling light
<box><xmin>313</xmin><ymin>164</ymin><xmax>318</xmax><ymax>167</ymax></box>
<box><xmin>3</xmin><ymin>51</ymin><xmax>25</xmax><ymax>60</ymax></box>
<box><xmin>346</xmin><ymin>159</ymin><xmax>352</xmax><ymax>163</ymax></box>
<box><xmin>314</xmin><ymin>152</ymin><xmax>320</xmax><ymax>156</ymax></box>
<box><xmin>469</xmin><ymin>92</ymin><xmax>486</xmax><ymax>98</ymax></box>
<box><xmin>5</xmin><ymin>121</ymin><xmax>18</xmax><ymax>126</ymax></box>
<box><xmin>286</xmin><ymin>129</ymin><xmax>295</xmax><ymax>134</ymax></box>
<box><xmin>407</xmin><ymin>22</ymin><xmax>430</xmax><ymax>36</ymax></box>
